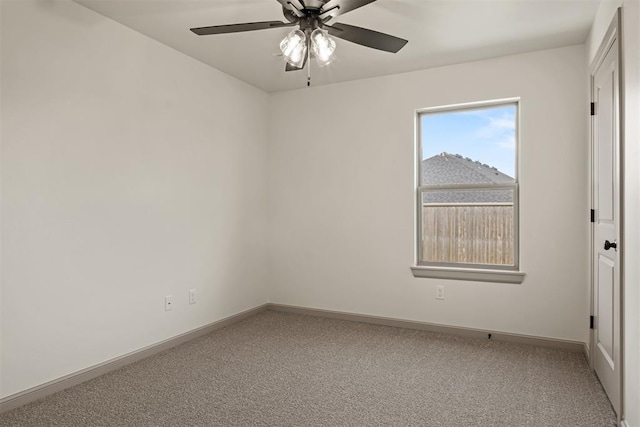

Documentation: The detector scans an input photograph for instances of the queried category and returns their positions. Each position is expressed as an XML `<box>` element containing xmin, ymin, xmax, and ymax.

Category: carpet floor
<box><xmin>0</xmin><ymin>310</ymin><xmax>616</xmax><ymax>426</ymax></box>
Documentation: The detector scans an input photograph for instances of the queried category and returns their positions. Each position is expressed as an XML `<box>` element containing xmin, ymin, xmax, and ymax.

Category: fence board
<box><xmin>421</xmin><ymin>205</ymin><xmax>514</xmax><ymax>266</ymax></box>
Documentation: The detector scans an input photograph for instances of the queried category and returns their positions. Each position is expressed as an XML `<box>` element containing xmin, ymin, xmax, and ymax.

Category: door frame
<box><xmin>589</xmin><ymin>7</ymin><xmax>624</xmax><ymax>420</ymax></box>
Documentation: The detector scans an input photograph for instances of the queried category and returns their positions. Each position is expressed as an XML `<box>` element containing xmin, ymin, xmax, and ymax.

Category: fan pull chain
<box><xmin>307</xmin><ymin>41</ymin><xmax>311</xmax><ymax>87</ymax></box>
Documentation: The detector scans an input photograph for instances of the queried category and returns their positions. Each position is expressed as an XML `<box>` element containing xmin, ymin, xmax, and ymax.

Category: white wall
<box><xmin>0</xmin><ymin>0</ymin><xmax>3</xmax><ymax>395</ymax></box>
<box><xmin>0</xmin><ymin>0</ymin><xmax>617</xmax><ymax>409</ymax></box>
<box><xmin>268</xmin><ymin>45</ymin><xmax>588</xmax><ymax>342</ymax></box>
<box><xmin>0</xmin><ymin>0</ymin><xmax>269</xmax><ymax>397</ymax></box>
<box><xmin>587</xmin><ymin>1</ymin><xmax>640</xmax><ymax>425</ymax></box>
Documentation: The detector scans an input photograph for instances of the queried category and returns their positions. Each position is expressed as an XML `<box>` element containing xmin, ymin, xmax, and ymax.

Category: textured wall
<box><xmin>268</xmin><ymin>45</ymin><xmax>588</xmax><ymax>342</ymax></box>
<box><xmin>1</xmin><ymin>0</ymin><xmax>269</xmax><ymax>397</ymax></box>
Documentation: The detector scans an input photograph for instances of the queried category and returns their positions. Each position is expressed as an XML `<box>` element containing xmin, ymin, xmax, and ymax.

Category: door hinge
<box><xmin>590</xmin><ymin>315</ymin><xmax>595</xmax><ymax>329</ymax></box>
<box><xmin>590</xmin><ymin>102</ymin><xmax>595</xmax><ymax>116</ymax></box>
<box><xmin>590</xmin><ymin>209</ymin><xmax>595</xmax><ymax>223</ymax></box>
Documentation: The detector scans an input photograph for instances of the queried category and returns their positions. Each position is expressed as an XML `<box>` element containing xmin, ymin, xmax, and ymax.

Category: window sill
<box><xmin>410</xmin><ymin>265</ymin><xmax>525</xmax><ymax>284</ymax></box>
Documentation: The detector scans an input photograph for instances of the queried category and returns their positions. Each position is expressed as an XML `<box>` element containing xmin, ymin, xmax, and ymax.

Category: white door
<box><xmin>592</xmin><ymin>33</ymin><xmax>621</xmax><ymax>415</ymax></box>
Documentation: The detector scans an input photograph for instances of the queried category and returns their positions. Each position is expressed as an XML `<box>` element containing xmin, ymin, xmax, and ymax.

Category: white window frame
<box><xmin>410</xmin><ymin>98</ymin><xmax>525</xmax><ymax>284</ymax></box>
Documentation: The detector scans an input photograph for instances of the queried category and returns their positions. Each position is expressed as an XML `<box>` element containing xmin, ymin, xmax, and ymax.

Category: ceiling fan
<box><xmin>190</xmin><ymin>0</ymin><xmax>408</xmax><ymax>76</ymax></box>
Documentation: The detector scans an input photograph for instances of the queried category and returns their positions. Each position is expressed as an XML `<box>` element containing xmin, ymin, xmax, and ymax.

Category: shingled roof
<box><xmin>421</xmin><ymin>152</ymin><xmax>514</xmax><ymax>204</ymax></box>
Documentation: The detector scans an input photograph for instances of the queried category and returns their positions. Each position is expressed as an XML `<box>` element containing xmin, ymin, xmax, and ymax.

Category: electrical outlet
<box><xmin>189</xmin><ymin>288</ymin><xmax>197</xmax><ymax>305</ymax></box>
<box><xmin>436</xmin><ymin>285</ymin><xmax>445</xmax><ymax>300</ymax></box>
<box><xmin>165</xmin><ymin>295</ymin><xmax>174</xmax><ymax>311</ymax></box>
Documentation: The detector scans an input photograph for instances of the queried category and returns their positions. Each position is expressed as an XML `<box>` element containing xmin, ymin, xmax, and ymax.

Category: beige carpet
<box><xmin>0</xmin><ymin>310</ymin><xmax>616</xmax><ymax>426</ymax></box>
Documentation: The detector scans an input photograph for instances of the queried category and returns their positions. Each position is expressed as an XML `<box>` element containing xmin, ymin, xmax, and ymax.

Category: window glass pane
<box><xmin>420</xmin><ymin>188</ymin><xmax>515</xmax><ymax>266</ymax></box>
<box><xmin>422</xmin><ymin>187</ymin><xmax>513</xmax><ymax>204</ymax></box>
<box><xmin>417</xmin><ymin>102</ymin><xmax>519</xmax><ymax>270</ymax></box>
<box><xmin>420</xmin><ymin>105</ymin><xmax>516</xmax><ymax>185</ymax></box>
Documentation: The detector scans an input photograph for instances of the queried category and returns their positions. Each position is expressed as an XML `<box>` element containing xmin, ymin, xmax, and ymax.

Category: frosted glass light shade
<box><xmin>310</xmin><ymin>29</ymin><xmax>336</xmax><ymax>67</ymax></box>
<box><xmin>280</xmin><ymin>29</ymin><xmax>307</xmax><ymax>68</ymax></box>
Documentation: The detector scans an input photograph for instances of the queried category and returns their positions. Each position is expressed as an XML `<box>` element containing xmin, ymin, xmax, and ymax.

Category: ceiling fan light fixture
<box><xmin>310</xmin><ymin>28</ymin><xmax>336</xmax><ymax>67</ymax></box>
<box><xmin>280</xmin><ymin>29</ymin><xmax>307</xmax><ymax>68</ymax></box>
<box><xmin>191</xmin><ymin>0</ymin><xmax>409</xmax><ymax>78</ymax></box>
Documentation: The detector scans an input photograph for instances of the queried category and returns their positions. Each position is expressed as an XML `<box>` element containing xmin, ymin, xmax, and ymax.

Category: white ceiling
<box><xmin>74</xmin><ymin>0</ymin><xmax>602</xmax><ymax>93</ymax></box>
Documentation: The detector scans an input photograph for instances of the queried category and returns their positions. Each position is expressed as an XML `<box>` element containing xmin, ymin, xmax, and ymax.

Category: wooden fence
<box><xmin>421</xmin><ymin>204</ymin><xmax>514</xmax><ymax>265</ymax></box>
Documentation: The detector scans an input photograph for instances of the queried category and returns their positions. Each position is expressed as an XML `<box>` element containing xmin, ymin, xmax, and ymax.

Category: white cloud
<box><xmin>475</xmin><ymin>116</ymin><xmax>516</xmax><ymax>139</ymax></box>
<box><xmin>469</xmin><ymin>110</ymin><xmax>516</xmax><ymax>153</ymax></box>
<box><xmin>495</xmin><ymin>135</ymin><xmax>516</xmax><ymax>151</ymax></box>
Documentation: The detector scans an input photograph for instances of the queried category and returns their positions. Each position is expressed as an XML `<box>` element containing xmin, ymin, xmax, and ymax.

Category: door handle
<box><xmin>604</xmin><ymin>240</ymin><xmax>617</xmax><ymax>251</ymax></box>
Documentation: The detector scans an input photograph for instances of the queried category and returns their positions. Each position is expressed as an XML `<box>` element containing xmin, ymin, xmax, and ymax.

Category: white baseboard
<box><xmin>0</xmin><ymin>302</ymin><xmax>589</xmax><ymax>415</ymax></box>
<box><xmin>583</xmin><ymin>342</ymin><xmax>591</xmax><ymax>364</ymax></box>
<box><xmin>267</xmin><ymin>303</ymin><xmax>586</xmax><ymax>353</ymax></box>
<box><xmin>0</xmin><ymin>304</ymin><xmax>268</xmax><ymax>414</ymax></box>
<box><xmin>621</xmin><ymin>420</ymin><xmax>630</xmax><ymax>427</ymax></box>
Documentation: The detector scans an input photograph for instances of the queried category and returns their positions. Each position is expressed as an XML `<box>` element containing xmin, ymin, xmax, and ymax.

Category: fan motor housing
<box><xmin>299</xmin><ymin>17</ymin><xmax>323</xmax><ymax>31</ymax></box>
<box><xmin>299</xmin><ymin>0</ymin><xmax>328</xmax><ymax>11</ymax></box>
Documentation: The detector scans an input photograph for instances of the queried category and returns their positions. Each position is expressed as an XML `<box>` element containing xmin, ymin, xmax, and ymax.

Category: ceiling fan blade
<box><xmin>191</xmin><ymin>21</ymin><xmax>294</xmax><ymax>35</ymax></box>
<box><xmin>275</xmin><ymin>0</ymin><xmax>305</xmax><ymax>18</ymax></box>
<box><xmin>285</xmin><ymin>62</ymin><xmax>303</xmax><ymax>72</ymax></box>
<box><xmin>327</xmin><ymin>23</ymin><xmax>407</xmax><ymax>53</ymax></box>
<box><xmin>285</xmin><ymin>52</ymin><xmax>309</xmax><ymax>71</ymax></box>
<box><xmin>320</xmin><ymin>0</ymin><xmax>378</xmax><ymax>20</ymax></box>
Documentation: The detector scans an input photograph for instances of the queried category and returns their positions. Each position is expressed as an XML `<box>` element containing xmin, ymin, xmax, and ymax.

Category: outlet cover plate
<box><xmin>165</xmin><ymin>295</ymin><xmax>174</xmax><ymax>311</ymax></box>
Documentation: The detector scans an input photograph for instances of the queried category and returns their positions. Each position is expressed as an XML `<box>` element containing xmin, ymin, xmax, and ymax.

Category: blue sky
<box><xmin>421</xmin><ymin>104</ymin><xmax>516</xmax><ymax>178</ymax></box>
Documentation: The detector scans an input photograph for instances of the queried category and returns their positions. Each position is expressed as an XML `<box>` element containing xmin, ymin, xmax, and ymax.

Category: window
<box><xmin>411</xmin><ymin>99</ymin><xmax>524</xmax><ymax>283</ymax></box>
